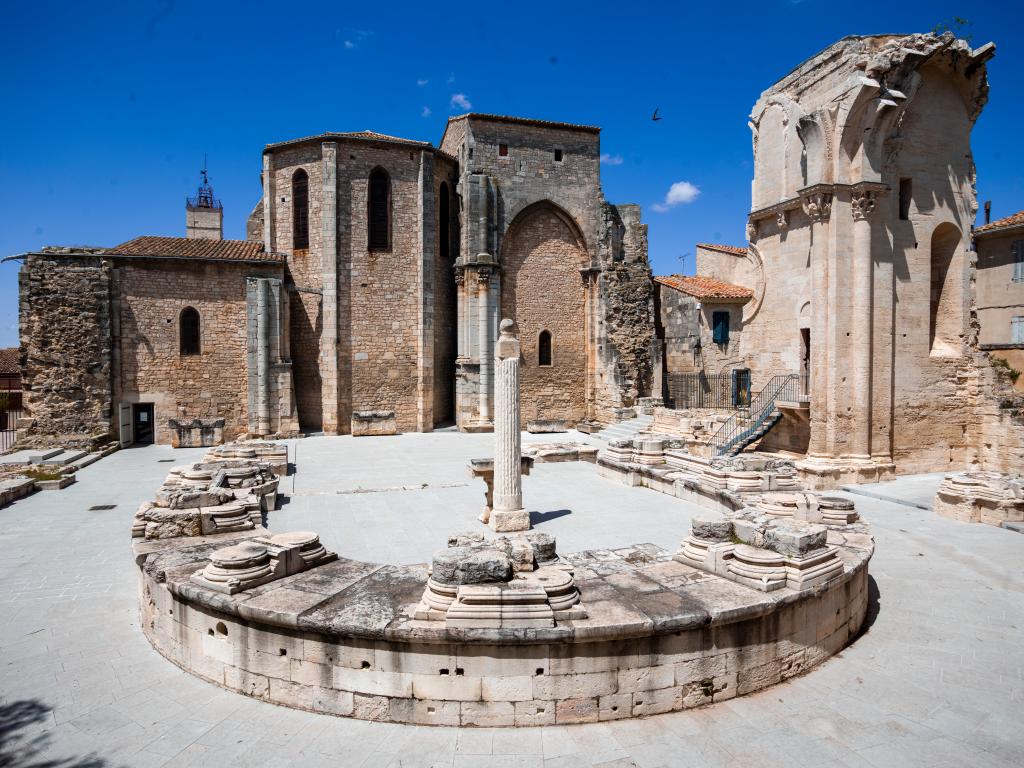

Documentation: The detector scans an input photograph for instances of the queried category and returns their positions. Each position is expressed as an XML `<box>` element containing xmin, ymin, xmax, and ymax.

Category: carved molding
<box><xmin>454</xmin><ymin>268</ymin><xmax>465</xmax><ymax>287</ymax></box>
<box><xmin>476</xmin><ymin>267</ymin><xmax>492</xmax><ymax>287</ymax></box>
<box><xmin>800</xmin><ymin>190</ymin><xmax>833</xmax><ymax>224</ymax></box>
<box><xmin>851</xmin><ymin>191</ymin><xmax>878</xmax><ymax>221</ymax></box>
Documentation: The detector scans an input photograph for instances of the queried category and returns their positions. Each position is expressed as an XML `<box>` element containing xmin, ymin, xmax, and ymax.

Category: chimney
<box><xmin>984</xmin><ymin>200</ymin><xmax>991</xmax><ymax>225</ymax></box>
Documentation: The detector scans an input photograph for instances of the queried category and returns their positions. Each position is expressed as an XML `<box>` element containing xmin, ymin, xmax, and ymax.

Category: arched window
<box><xmin>538</xmin><ymin>330</ymin><xmax>552</xmax><ymax>366</ymax></box>
<box><xmin>368</xmin><ymin>167</ymin><xmax>391</xmax><ymax>251</ymax></box>
<box><xmin>292</xmin><ymin>169</ymin><xmax>309</xmax><ymax>250</ymax></box>
<box><xmin>180</xmin><ymin>307</ymin><xmax>200</xmax><ymax>355</ymax></box>
<box><xmin>439</xmin><ymin>181</ymin><xmax>450</xmax><ymax>260</ymax></box>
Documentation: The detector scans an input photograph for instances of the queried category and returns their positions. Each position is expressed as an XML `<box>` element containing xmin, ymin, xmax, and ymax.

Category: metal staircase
<box><xmin>709</xmin><ymin>374</ymin><xmax>802</xmax><ymax>456</ymax></box>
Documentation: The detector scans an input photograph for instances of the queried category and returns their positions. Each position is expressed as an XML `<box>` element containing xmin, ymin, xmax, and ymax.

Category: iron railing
<box><xmin>666</xmin><ymin>370</ymin><xmax>752</xmax><ymax>410</ymax></box>
<box><xmin>0</xmin><ymin>408</ymin><xmax>23</xmax><ymax>453</ymax></box>
<box><xmin>708</xmin><ymin>374</ymin><xmax>801</xmax><ymax>456</ymax></box>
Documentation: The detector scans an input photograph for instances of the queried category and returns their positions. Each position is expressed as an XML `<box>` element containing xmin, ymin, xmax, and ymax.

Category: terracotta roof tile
<box><xmin>448</xmin><ymin>113</ymin><xmax>601</xmax><ymax>134</ymax></box>
<box><xmin>0</xmin><ymin>348</ymin><xmax>19</xmax><ymax>377</ymax></box>
<box><xmin>654</xmin><ymin>274</ymin><xmax>754</xmax><ymax>302</ymax></box>
<box><xmin>976</xmin><ymin>210</ymin><xmax>1024</xmax><ymax>235</ymax></box>
<box><xmin>115</xmin><ymin>237</ymin><xmax>282</xmax><ymax>263</ymax></box>
<box><xmin>265</xmin><ymin>130</ymin><xmax>433</xmax><ymax>152</ymax></box>
<box><xmin>696</xmin><ymin>243</ymin><xmax>748</xmax><ymax>256</ymax></box>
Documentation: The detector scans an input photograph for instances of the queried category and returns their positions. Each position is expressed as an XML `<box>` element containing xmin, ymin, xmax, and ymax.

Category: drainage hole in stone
<box><xmin>439</xmin><ymin>668</ymin><xmax>450</xmax><ymax>675</ymax></box>
<box><xmin>427</xmin><ymin>706</ymin><xmax>435</xmax><ymax>714</ymax></box>
<box><xmin>537</xmin><ymin>707</ymin><xmax>545</xmax><ymax>714</ymax></box>
<box><xmin>361</xmin><ymin>660</ymin><xmax>370</xmax><ymax>669</ymax></box>
<box><xmin>216</xmin><ymin>622</ymin><xmax>228</xmax><ymax>636</ymax></box>
<box><xmin>636</xmin><ymin>699</ymin><xmax>643</xmax><ymax>706</ymax></box>
<box><xmin>535</xmin><ymin>668</ymin><xmax>544</xmax><ymax>676</ymax></box>
<box><xmin>455</xmin><ymin>668</ymin><xmax>464</xmax><ymax>676</ymax></box>
<box><xmin>88</xmin><ymin>504</ymin><xmax>117</xmax><ymax>511</ymax></box>
<box><xmin>611</xmin><ymin>706</ymin><xmax>618</xmax><ymax>712</ymax></box>
<box><xmin>207</xmin><ymin>629</ymin><xmax>214</xmax><ymax>636</ymax></box>
<box><xmin>157</xmin><ymin>459</ymin><xmax>175</xmax><ymax>463</ymax></box>
<box><xmin>279</xmin><ymin>648</ymin><xmax>287</xmax><ymax>656</ymax></box>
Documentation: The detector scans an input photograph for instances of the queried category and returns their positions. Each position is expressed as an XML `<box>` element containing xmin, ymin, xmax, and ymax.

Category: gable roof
<box><xmin>976</xmin><ymin>210</ymin><xmax>1024</xmax><ymax>236</ymax></box>
<box><xmin>265</xmin><ymin>130</ymin><xmax>433</xmax><ymax>153</ymax></box>
<box><xmin>0</xmin><ymin>348</ymin><xmax>18</xmax><ymax>377</ymax></box>
<box><xmin>115</xmin><ymin>237</ymin><xmax>282</xmax><ymax>263</ymax></box>
<box><xmin>696</xmin><ymin>243</ymin><xmax>748</xmax><ymax>256</ymax></box>
<box><xmin>654</xmin><ymin>275</ymin><xmax>754</xmax><ymax>303</ymax></box>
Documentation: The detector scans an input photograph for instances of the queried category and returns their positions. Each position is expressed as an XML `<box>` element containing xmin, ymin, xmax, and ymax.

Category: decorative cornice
<box><xmin>749</xmin><ymin>182</ymin><xmax>892</xmax><ymax>225</ymax></box>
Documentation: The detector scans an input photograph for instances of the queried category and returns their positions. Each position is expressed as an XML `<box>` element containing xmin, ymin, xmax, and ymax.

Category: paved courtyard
<box><xmin>1</xmin><ymin>434</ymin><xmax>1022</xmax><ymax>767</ymax></box>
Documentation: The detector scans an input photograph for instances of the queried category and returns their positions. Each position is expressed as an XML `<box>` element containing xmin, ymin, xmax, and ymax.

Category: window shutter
<box><xmin>712</xmin><ymin>311</ymin><xmax>730</xmax><ymax>344</ymax></box>
<box><xmin>1012</xmin><ymin>316</ymin><xmax>1024</xmax><ymax>344</ymax></box>
<box><xmin>1013</xmin><ymin>240</ymin><xmax>1024</xmax><ymax>283</ymax></box>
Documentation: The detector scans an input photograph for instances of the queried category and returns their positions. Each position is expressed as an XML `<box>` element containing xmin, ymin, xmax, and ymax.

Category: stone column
<box><xmin>491</xmin><ymin>319</ymin><xmax>529</xmax><ymax>531</ymax></box>
<box><xmin>801</xmin><ymin>188</ymin><xmax>833</xmax><ymax>458</ymax></box>
<box><xmin>477</xmin><ymin>267</ymin><xmax>492</xmax><ymax>425</ymax></box>
<box><xmin>256</xmin><ymin>278</ymin><xmax>271</xmax><ymax>435</ymax></box>
<box><xmin>849</xmin><ymin>186</ymin><xmax>883</xmax><ymax>460</ymax></box>
<box><xmin>262</xmin><ymin>154</ymin><xmax>273</xmax><ymax>251</ymax></box>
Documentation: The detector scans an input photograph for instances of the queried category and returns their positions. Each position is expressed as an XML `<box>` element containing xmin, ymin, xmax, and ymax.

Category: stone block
<box><xmin>350</xmin><ymin>410</ymin><xmax>397</xmax><ymax>436</ymax></box>
<box><xmin>514</xmin><ymin>700</ymin><xmax>556</xmax><ymax>726</ymax></box>
<box><xmin>411</xmin><ymin>672</ymin><xmax>482</xmax><ymax>702</ymax></box>
<box><xmin>490</xmin><ymin>509</ymin><xmax>531</xmax><ymax>532</ymax></box>
<box><xmin>431</xmin><ymin>547</ymin><xmax>513</xmax><ymax>585</ymax></box>
<box><xmin>481</xmin><ymin>675</ymin><xmax>534</xmax><ymax>702</ymax></box>
<box><xmin>388</xmin><ymin>698</ymin><xmax>460</xmax><ymax>726</ymax></box>
<box><xmin>533</xmin><ymin>671</ymin><xmax>617</xmax><ymax>700</ymax></box>
<box><xmin>764</xmin><ymin>519</ymin><xmax>828</xmax><ymax>557</ymax></box>
<box><xmin>632</xmin><ymin>685</ymin><xmax>681</xmax><ymax>716</ymax></box>
<box><xmin>616</xmin><ymin>664</ymin><xmax>675</xmax><ymax>694</ymax></box>
<box><xmin>555</xmin><ymin>697</ymin><xmax>599</xmax><ymax>724</ymax></box>
<box><xmin>333</xmin><ymin>666</ymin><xmax>412</xmax><ymax>698</ymax></box>
<box><xmin>691</xmin><ymin>516</ymin><xmax>733</xmax><ymax>542</ymax></box>
<box><xmin>598</xmin><ymin>692</ymin><xmax>633</xmax><ymax>721</ymax></box>
<box><xmin>352</xmin><ymin>693</ymin><xmax>389</xmax><ymax>721</ymax></box>
<box><xmin>460</xmin><ymin>700</ymin><xmax>515</xmax><ymax>727</ymax></box>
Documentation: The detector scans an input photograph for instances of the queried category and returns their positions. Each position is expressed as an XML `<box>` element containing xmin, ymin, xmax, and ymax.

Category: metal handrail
<box><xmin>709</xmin><ymin>374</ymin><xmax>800</xmax><ymax>455</ymax></box>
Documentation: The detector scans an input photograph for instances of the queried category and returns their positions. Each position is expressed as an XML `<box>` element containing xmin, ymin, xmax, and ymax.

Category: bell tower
<box><xmin>185</xmin><ymin>159</ymin><xmax>223</xmax><ymax>240</ymax></box>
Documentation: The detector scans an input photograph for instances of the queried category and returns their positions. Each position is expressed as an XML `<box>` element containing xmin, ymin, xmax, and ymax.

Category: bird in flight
<box><xmin>652</xmin><ymin>107</ymin><xmax>663</xmax><ymax>122</ymax></box>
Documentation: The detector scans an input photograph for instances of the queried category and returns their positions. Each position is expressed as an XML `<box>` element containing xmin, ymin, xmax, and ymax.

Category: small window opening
<box><xmin>292</xmin><ymin>169</ymin><xmax>309</xmax><ymax>250</ymax></box>
<box><xmin>1012</xmin><ymin>240</ymin><xmax>1024</xmax><ymax>283</ymax></box>
<box><xmin>554</xmin><ymin>149</ymin><xmax>563</xmax><ymax>162</ymax></box>
<box><xmin>899</xmin><ymin>178</ymin><xmax>912</xmax><ymax>221</ymax></box>
<box><xmin>712</xmin><ymin>311</ymin><xmax>730</xmax><ymax>345</ymax></box>
<box><xmin>180</xmin><ymin>307</ymin><xmax>201</xmax><ymax>355</ymax></box>
<box><xmin>368</xmin><ymin>167</ymin><xmax>391</xmax><ymax>251</ymax></box>
<box><xmin>538</xmin><ymin>331</ymin><xmax>552</xmax><ymax>366</ymax></box>
<box><xmin>499</xmin><ymin>143</ymin><xmax>508</xmax><ymax>157</ymax></box>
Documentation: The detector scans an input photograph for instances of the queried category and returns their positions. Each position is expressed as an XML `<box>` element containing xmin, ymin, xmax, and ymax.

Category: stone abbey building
<box><xmin>15</xmin><ymin>115</ymin><xmax>655</xmax><ymax>447</ymax></box>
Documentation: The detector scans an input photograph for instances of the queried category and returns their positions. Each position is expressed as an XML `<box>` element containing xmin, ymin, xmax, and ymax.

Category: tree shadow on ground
<box><xmin>529</xmin><ymin>509</ymin><xmax>572</xmax><ymax>525</ymax></box>
<box><xmin>0</xmin><ymin>700</ymin><xmax>108</xmax><ymax>768</ymax></box>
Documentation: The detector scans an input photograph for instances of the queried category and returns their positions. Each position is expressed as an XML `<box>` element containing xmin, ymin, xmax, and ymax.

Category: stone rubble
<box><xmin>934</xmin><ymin>471</ymin><xmax>1023</xmax><ymax>526</ymax></box>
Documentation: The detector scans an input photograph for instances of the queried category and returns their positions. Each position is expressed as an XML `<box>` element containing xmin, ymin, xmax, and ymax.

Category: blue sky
<box><xmin>2</xmin><ymin>0</ymin><xmax>1022</xmax><ymax>349</ymax></box>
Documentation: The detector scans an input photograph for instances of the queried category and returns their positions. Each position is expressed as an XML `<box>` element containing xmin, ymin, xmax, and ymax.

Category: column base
<box><xmin>462</xmin><ymin>420</ymin><xmax>494</xmax><ymax>434</ymax></box>
<box><xmin>489</xmin><ymin>508</ymin><xmax>531</xmax><ymax>532</ymax></box>
<box><xmin>795</xmin><ymin>455</ymin><xmax>896</xmax><ymax>491</ymax></box>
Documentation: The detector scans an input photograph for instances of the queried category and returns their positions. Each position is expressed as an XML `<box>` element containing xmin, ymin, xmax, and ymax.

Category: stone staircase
<box><xmin>591</xmin><ymin>415</ymin><xmax>654</xmax><ymax>443</ymax></box>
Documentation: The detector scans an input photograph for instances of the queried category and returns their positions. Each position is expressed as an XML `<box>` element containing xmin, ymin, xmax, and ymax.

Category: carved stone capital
<box><xmin>476</xmin><ymin>267</ymin><xmax>492</xmax><ymax>288</ymax></box>
<box><xmin>800</xmin><ymin>190</ymin><xmax>833</xmax><ymax>224</ymax></box>
<box><xmin>746</xmin><ymin>220</ymin><xmax>758</xmax><ymax>242</ymax></box>
<box><xmin>454</xmin><ymin>268</ymin><xmax>465</xmax><ymax>287</ymax></box>
<box><xmin>776</xmin><ymin>210</ymin><xmax>789</xmax><ymax>231</ymax></box>
<box><xmin>850</xmin><ymin>183</ymin><xmax>888</xmax><ymax>222</ymax></box>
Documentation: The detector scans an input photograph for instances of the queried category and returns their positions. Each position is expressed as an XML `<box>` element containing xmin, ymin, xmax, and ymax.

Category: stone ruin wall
<box><xmin>114</xmin><ymin>260</ymin><xmax>282</xmax><ymax>446</ymax></box>
<box><xmin>17</xmin><ymin>252</ymin><xmax>113</xmax><ymax>449</ymax></box>
<box><xmin>593</xmin><ymin>204</ymin><xmax>655</xmax><ymax>422</ymax></box>
<box><xmin>432</xmin><ymin>154</ymin><xmax>459</xmax><ymax>427</ymax></box>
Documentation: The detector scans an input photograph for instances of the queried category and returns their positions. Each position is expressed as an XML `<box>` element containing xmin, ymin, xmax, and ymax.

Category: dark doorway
<box><xmin>132</xmin><ymin>403</ymin><xmax>155</xmax><ymax>445</ymax></box>
<box><xmin>731</xmin><ymin>368</ymin><xmax>751</xmax><ymax>407</ymax></box>
<box><xmin>800</xmin><ymin>328</ymin><xmax>811</xmax><ymax>395</ymax></box>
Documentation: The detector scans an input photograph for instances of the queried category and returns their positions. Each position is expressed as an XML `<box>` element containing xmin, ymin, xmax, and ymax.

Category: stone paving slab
<box><xmin>0</xmin><ymin>436</ymin><xmax>1022</xmax><ymax>766</ymax></box>
<box><xmin>841</xmin><ymin>472</ymin><xmax>947</xmax><ymax>511</ymax></box>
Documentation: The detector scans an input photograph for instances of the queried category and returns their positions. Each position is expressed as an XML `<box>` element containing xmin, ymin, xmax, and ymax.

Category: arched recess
<box><xmin>500</xmin><ymin>201</ymin><xmax>588</xmax><ymax>425</ymax></box>
<box><xmin>929</xmin><ymin>222</ymin><xmax>963</xmax><ymax>357</ymax></box>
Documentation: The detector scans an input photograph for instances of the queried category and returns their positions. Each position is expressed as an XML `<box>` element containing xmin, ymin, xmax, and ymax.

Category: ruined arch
<box><xmin>500</xmin><ymin>201</ymin><xmax>588</xmax><ymax>425</ymax></box>
<box><xmin>929</xmin><ymin>222</ymin><xmax>963</xmax><ymax>357</ymax></box>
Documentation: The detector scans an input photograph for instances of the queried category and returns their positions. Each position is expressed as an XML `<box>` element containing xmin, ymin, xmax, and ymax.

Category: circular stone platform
<box><xmin>133</xmin><ymin>441</ymin><xmax>873</xmax><ymax>727</ymax></box>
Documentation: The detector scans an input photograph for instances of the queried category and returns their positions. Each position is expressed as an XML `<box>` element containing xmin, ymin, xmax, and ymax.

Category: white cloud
<box><xmin>417</xmin><ymin>78</ymin><xmax>429</xmax><ymax>86</ymax></box>
<box><xmin>344</xmin><ymin>40</ymin><xmax>355</xmax><ymax>49</ymax></box>
<box><xmin>651</xmin><ymin>180</ymin><xmax>700</xmax><ymax>212</ymax></box>
<box><xmin>421</xmin><ymin>106</ymin><xmax>432</xmax><ymax>118</ymax></box>
<box><xmin>450</xmin><ymin>93</ymin><xmax>472</xmax><ymax>110</ymax></box>
<box><xmin>600</xmin><ymin>153</ymin><xmax>624</xmax><ymax>166</ymax></box>
<box><xmin>447</xmin><ymin>72</ymin><xmax>456</xmax><ymax>84</ymax></box>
